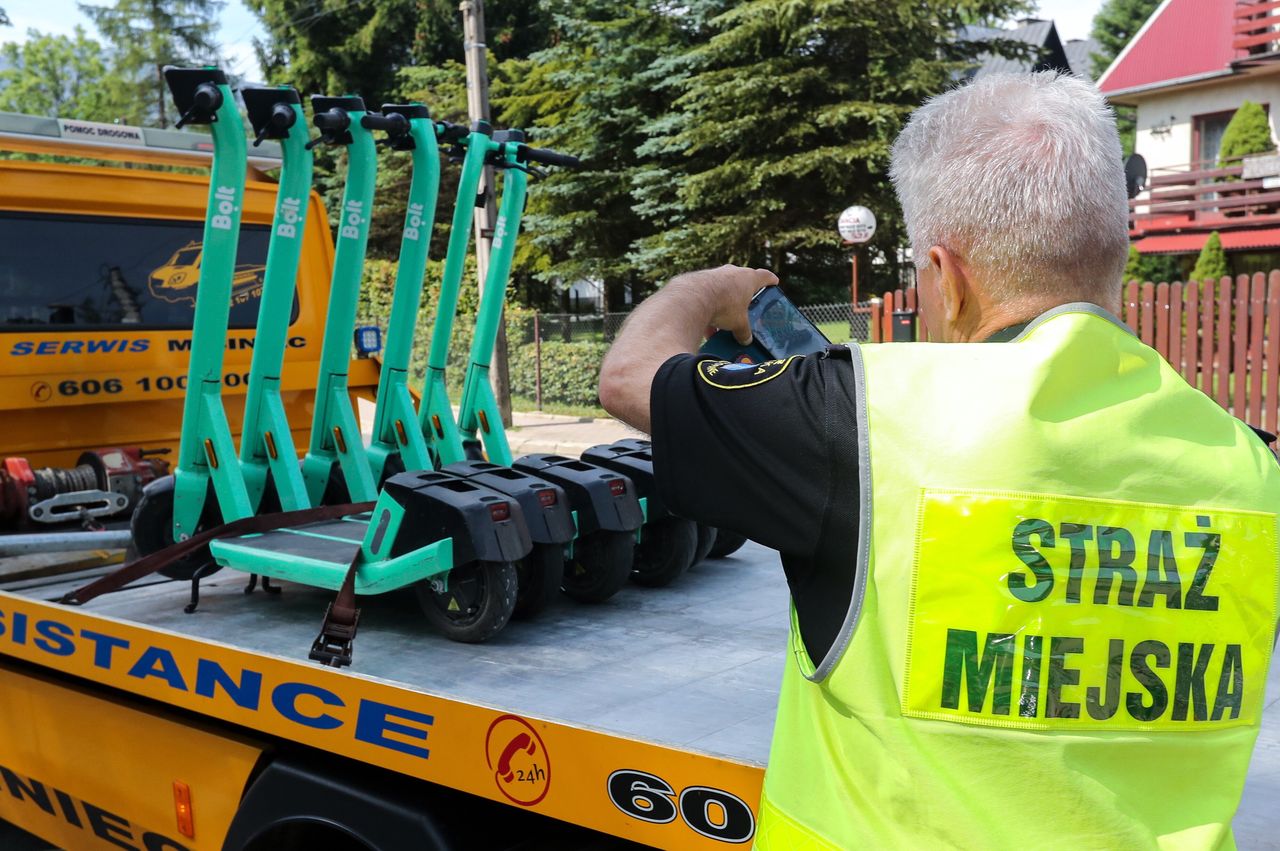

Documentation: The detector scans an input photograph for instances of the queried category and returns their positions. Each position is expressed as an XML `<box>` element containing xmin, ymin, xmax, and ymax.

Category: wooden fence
<box><xmin>868</xmin><ymin>273</ymin><xmax>1280</xmax><ymax>431</ymax></box>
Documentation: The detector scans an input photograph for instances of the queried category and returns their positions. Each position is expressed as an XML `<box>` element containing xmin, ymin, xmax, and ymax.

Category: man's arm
<box><xmin>599</xmin><ymin>265</ymin><xmax>778</xmax><ymax>432</ymax></box>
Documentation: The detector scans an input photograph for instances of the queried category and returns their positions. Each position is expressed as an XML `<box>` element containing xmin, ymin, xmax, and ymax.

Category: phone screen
<box><xmin>750</xmin><ymin>287</ymin><xmax>830</xmax><ymax>358</ymax></box>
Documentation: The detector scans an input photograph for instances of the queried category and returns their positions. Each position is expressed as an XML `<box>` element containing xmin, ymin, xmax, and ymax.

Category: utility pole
<box><xmin>460</xmin><ymin>0</ymin><xmax>513</xmax><ymax>427</ymax></box>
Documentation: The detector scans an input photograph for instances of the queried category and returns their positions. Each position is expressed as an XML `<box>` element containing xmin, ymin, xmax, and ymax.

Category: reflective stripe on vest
<box><xmin>756</xmin><ymin>304</ymin><xmax>1280</xmax><ymax>851</ymax></box>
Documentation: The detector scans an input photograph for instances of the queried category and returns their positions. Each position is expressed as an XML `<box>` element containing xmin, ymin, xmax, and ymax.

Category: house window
<box><xmin>1193</xmin><ymin>110</ymin><xmax>1235</xmax><ymax>169</ymax></box>
<box><xmin>1194</xmin><ymin>104</ymin><xmax>1271</xmax><ymax>169</ymax></box>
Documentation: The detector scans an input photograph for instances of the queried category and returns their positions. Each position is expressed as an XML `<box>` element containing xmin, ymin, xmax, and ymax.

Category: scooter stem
<box><xmin>301</xmin><ymin>96</ymin><xmax>380</xmax><ymax>505</ymax></box>
<box><xmin>166</xmin><ymin>66</ymin><xmax>255</xmax><ymax>539</ymax></box>
<box><xmin>457</xmin><ymin>142</ymin><xmax>528</xmax><ymax>467</ymax></box>
<box><xmin>419</xmin><ymin>123</ymin><xmax>496</xmax><ymax>466</ymax></box>
<box><xmin>238</xmin><ymin>86</ymin><xmax>313</xmax><ymax>512</ymax></box>
<box><xmin>368</xmin><ymin>105</ymin><xmax>440</xmax><ymax>480</ymax></box>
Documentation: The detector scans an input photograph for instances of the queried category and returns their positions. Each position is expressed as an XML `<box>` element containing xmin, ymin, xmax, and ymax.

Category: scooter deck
<box><xmin>209</xmin><ymin>514</ymin><xmax>453</xmax><ymax>595</ymax></box>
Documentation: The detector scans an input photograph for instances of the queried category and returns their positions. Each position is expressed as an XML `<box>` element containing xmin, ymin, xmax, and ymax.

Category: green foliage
<box><xmin>0</xmin><ymin>27</ymin><xmax>132</xmax><ymax>120</ymax></box>
<box><xmin>78</xmin><ymin>0</ymin><xmax>223</xmax><ymax>127</ymax></box>
<box><xmin>1191</xmin><ymin>232</ymin><xmax>1230</xmax><ymax>282</ymax></box>
<box><xmin>1218</xmin><ymin>101</ymin><xmax>1274</xmax><ymax>168</ymax></box>
<box><xmin>496</xmin><ymin>0</ymin><xmax>693</xmax><ymax>309</ymax></box>
<box><xmin>246</xmin><ymin>0</ymin><xmax>552</xmax><ymax>107</ymax></box>
<box><xmin>1089</xmin><ymin>0</ymin><xmax>1160</xmax><ymax>155</ymax></box>
<box><xmin>1123</xmin><ymin>245</ymin><xmax>1183</xmax><ymax>284</ymax></box>
<box><xmin>625</xmin><ymin>0</ymin><xmax>1025</xmax><ymax>302</ymax></box>
<box><xmin>1089</xmin><ymin>0</ymin><xmax>1160</xmax><ymax>78</ymax></box>
<box><xmin>509</xmin><ymin>340</ymin><xmax>609</xmax><ymax>407</ymax></box>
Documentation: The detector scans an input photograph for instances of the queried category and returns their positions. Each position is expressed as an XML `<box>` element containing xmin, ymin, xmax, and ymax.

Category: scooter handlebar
<box><xmin>522</xmin><ymin>146</ymin><xmax>581</xmax><ymax>169</ymax></box>
<box><xmin>360</xmin><ymin>112</ymin><xmax>410</xmax><ymax>135</ymax></box>
<box><xmin>313</xmin><ymin>108</ymin><xmax>351</xmax><ymax>132</ymax></box>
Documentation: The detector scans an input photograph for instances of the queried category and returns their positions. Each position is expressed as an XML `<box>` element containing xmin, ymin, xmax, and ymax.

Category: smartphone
<box><xmin>699</xmin><ymin>286</ymin><xmax>831</xmax><ymax>363</ymax></box>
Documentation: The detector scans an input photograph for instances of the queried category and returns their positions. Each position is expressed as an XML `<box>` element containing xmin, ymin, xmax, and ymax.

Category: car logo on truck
<box><xmin>148</xmin><ymin>240</ymin><xmax>265</xmax><ymax>307</ymax></box>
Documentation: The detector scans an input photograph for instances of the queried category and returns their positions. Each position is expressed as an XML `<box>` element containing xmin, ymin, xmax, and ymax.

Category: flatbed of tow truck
<box><xmin>1</xmin><ymin>543</ymin><xmax>1278</xmax><ymax>849</ymax></box>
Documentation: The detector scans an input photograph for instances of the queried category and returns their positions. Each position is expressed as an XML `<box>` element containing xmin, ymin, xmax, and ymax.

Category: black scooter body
<box><xmin>512</xmin><ymin>454</ymin><xmax>643</xmax><ymax>536</ymax></box>
<box><xmin>381</xmin><ymin>470</ymin><xmax>532</xmax><ymax>566</ymax></box>
<box><xmin>442</xmin><ymin>461</ymin><xmax>575</xmax><ymax>546</ymax></box>
<box><xmin>580</xmin><ymin>439</ymin><xmax>671</xmax><ymax>520</ymax></box>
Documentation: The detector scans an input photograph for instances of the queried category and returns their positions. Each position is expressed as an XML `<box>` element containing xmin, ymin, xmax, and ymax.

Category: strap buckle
<box><xmin>309</xmin><ymin>603</ymin><xmax>360</xmax><ymax>668</ymax></box>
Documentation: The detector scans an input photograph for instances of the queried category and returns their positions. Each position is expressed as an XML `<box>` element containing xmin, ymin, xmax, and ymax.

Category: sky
<box><xmin>1</xmin><ymin>0</ymin><xmax>1107</xmax><ymax>84</ymax></box>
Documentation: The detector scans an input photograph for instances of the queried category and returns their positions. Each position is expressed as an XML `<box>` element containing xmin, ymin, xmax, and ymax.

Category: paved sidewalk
<box><xmin>357</xmin><ymin>398</ymin><xmax>640</xmax><ymax>456</ymax></box>
<box><xmin>507</xmin><ymin>410</ymin><xmax>641</xmax><ymax>455</ymax></box>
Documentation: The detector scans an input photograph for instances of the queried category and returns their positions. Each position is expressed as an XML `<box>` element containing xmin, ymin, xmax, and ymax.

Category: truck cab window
<box><xmin>0</xmin><ymin>212</ymin><xmax>286</xmax><ymax>330</ymax></box>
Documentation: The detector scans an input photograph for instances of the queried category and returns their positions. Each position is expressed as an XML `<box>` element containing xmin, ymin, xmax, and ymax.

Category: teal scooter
<box><xmin>432</xmin><ymin>129</ymin><xmax>649</xmax><ymax>605</ymax></box>
<box><xmin>447</xmin><ymin>131</ymin><xmax>698</xmax><ymax>589</ymax></box>
<box><xmin>364</xmin><ymin>103</ymin><xmax>444</xmax><ymax>483</ymax></box>
<box><xmin>129</xmin><ymin>72</ymin><xmax>531</xmax><ymax>659</ymax></box>
<box><xmin>237</xmin><ymin>85</ymin><xmax>314</xmax><ymax>516</ymax></box>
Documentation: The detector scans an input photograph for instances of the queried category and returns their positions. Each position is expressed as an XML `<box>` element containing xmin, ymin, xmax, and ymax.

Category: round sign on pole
<box><xmin>838</xmin><ymin>205</ymin><xmax>876</xmax><ymax>244</ymax></box>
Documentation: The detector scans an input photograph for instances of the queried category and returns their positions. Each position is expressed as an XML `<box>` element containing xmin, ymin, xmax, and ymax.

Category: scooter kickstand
<box><xmin>184</xmin><ymin>562</ymin><xmax>218</xmax><ymax>614</ymax></box>
<box><xmin>244</xmin><ymin>573</ymin><xmax>259</xmax><ymax>595</ymax></box>
<box><xmin>262</xmin><ymin>576</ymin><xmax>282</xmax><ymax>595</ymax></box>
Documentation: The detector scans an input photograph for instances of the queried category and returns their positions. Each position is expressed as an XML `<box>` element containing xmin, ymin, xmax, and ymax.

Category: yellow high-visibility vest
<box><xmin>756</xmin><ymin>304</ymin><xmax>1280</xmax><ymax>851</ymax></box>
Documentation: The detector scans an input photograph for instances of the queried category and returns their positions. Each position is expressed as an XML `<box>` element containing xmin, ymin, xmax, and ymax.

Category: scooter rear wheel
<box><xmin>632</xmin><ymin>517</ymin><xmax>698</xmax><ymax>587</ymax></box>
<box><xmin>562</xmin><ymin>530</ymin><xmax>633</xmax><ymax>603</ymax></box>
<box><xmin>693</xmin><ymin>524</ymin><xmax>717</xmax><ymax>565</ymax></box>
<box><xmin>514</xmin><ymin>543</ymin><xmax>565</xmax><ymax>619</ymax></box>
<box><xmin>415</xmin><ymin>561</ymin><xmax>518</xmax><ymax>643</ymax></box>
<box><xmin>130</xmin><ymin>476</ymin><xmax>222</xmax><ymax>581</ymax></box>
<box><xmin>708</xmin><ymin>529</ymin><xmax>748</xmax><ymax>559</ymax></box>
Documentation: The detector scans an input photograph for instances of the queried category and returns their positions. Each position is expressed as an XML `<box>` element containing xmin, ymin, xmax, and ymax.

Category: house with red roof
<box><xmin>1099</xmin><ymin>0</ymin><xmax>1280</xmax><ymax>271</ymax></box>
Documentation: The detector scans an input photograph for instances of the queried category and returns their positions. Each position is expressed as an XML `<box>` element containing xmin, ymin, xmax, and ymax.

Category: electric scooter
<box><xmin>129</xmin><ymin>72</ymin><xmax>530</xmax><ymax>656</ymax></box>
<box><xmin>237</xmin><ymin>85</ymin><xmax>314</xmax><ymax>515</ymax></box>
<box><xmin>418</xmin><ymin>129</ymin><xmax>647</xmax><ymax>604</ymax></box>
<box><xmin>420</xmin><ymin>126</ymin><xmax>644</xmax><ymax>605</ymax></box>
<box><xmin>364</xmin><ymin>103</ymin><xmax>441</xmax><ymax>485</ymax></box>
<box><xmin>447</xmin><ymin>131</ymin><xmax>695</xmax><ymax>589</ymax></box>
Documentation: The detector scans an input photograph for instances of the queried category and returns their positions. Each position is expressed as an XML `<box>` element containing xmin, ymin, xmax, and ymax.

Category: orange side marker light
<box><xmin>173</xmin><ymin>780</ymin><xmax>195</xmax><ymax>839</ymax></box>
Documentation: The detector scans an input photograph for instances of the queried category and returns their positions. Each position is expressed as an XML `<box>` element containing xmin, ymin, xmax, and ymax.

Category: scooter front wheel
<box><xmin>130</xmin><ymin>476</ymin><xmax>222</xmax><ymax>581</ymax></box>
<box><xmin>693</xmin><ymin>524</ymin><xmax>717</xmax><ymax>565</ymax></box>
<box><xmin>415</xmin><ymin>561</ymin><xmax>518</xmax><ymax>643</ymax></box>
<box><xmin>514</xmin><ymin>543</ymin><xmax>565</xmax><ymax>619</ymax></box>
<box><xmin>631</xmin><ymin>517</ymin><xmax>698</xmax><ymax>587</ymax></box>
<box><xmin>562</xmin><ymin>530</ymin><xmax>634</xmax><ymax>603</ymax></box>
<box><xmin>708</xmin><ymin>529</ymin><xmax>748</xmax><ymax>559</ymax></box>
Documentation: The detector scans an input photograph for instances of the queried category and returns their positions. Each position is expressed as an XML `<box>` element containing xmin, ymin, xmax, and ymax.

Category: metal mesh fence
<box><xmin>799</xmin><ymin>302</ymin><xmax>873</xmax><ymax>344</ymax></box>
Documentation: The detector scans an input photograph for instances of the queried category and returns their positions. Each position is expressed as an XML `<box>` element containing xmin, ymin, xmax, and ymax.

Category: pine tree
<box><xmin>1218</xmin><ymin>101</ymin><xmax>1274</xmax><ymax>168</ymax></box>
<box><xmin>1089</xmin><ymin>0</ymin><xmax>1160</xmax><ymax>156</ymax></box>
<box><xmin>496</xmin><ymin>0</ymin><xmax>694</xmax><ymax>310</ymax></box>
<box><xmin>1089</xmin><ymin>0</ymin><xmax>1160</xmax><ymax>78</ymax></box>
<box><xmin>245</xmin><ymin>0</ymin><xmax>552</xmax><ymax>107</ymax></box>
<box><xmin>78</xmin><ymin>0</ymin><xmax>224</xmax><ymax>127</ymax></box>
<box><xmin>1191</xmin><ymin>232</ymin><xmax>1230</xmax><ymax>282</ymax></box>
<box><xmin>631</xmin><ymin>0</ymin><xmax>1025</xmax><ymax>301</ymax></box>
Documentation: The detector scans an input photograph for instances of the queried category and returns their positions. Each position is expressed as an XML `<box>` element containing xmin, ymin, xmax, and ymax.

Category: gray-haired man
<box><xmin>599</xmin><ymin>72</ymin><xmax>1280</xmax><ymax>849</ymax></box>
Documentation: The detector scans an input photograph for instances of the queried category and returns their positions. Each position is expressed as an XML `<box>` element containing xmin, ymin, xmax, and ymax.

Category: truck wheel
<box><xmin>693</xmin><ymin>524</ymin><xmax>717</xmax><ymax>565</ymax></box>
<box><xmin>708</xmin><ymin>529</ymin><xmax>748</xmax><ymax>558</ymax></box>
<box><xmin>562</xmin><ymin>530</ymin><xmax>633</xmax><ymax>603</ymax></box>
<box><xmin>631</xmin><ymin>517</ymin><xmax>698</xmax><ymax>587</ymax></box>
<box><xmin>415</xmin><ymin>561</ymin><xmax>517</xmax><ymax>643</ymax></box>
<box><xmin>130</xmin><ymin>476</ymin><xmax>221</xmax><ymax>581</ymax></box>
<box><xmin>513</xmin><ymin>543</ymin><xmax>564</xmax><ymax>619</ymax></box>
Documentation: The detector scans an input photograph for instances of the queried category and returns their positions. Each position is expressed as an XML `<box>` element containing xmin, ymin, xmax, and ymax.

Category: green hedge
<box><xmin>509</xmin><ymin>341</ymin><xmax>609</xmax><ymax>408</ymax></box>
<box><xmin>353</xmin><ymin>259</ymin><xmax>605</xmax><ymax>408</ymax></box>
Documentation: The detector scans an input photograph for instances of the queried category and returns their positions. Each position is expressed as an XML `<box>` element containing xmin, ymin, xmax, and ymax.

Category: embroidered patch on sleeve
<box><xmin>696</xmin><ymin>356</ymin><xmax>798</xmax><ymax>390</ymax></box>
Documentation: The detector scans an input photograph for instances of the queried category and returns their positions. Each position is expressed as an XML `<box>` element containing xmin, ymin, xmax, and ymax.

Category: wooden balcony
<box><xmin>1130</xmin><ymin>156</ymin><xmax>1280</xmax><ymax>236</ymax></box>
<box><xmin>1234</xmin><ymin>0</ymin><xmax>1280</xmax><ymax>58</ymax></box>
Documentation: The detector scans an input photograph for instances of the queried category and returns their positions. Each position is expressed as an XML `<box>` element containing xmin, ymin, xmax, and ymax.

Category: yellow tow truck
<box><xmin>0</xmin><ymin>112</ymin><xmax>379</xmax><ymax>538</ymax></box>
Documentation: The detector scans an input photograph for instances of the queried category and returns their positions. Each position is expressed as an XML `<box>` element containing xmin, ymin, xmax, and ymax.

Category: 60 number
<box><xmin>606</xmin><ymin>770</ymin><xmax>754</xmax><ymax>844</ymax></box>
